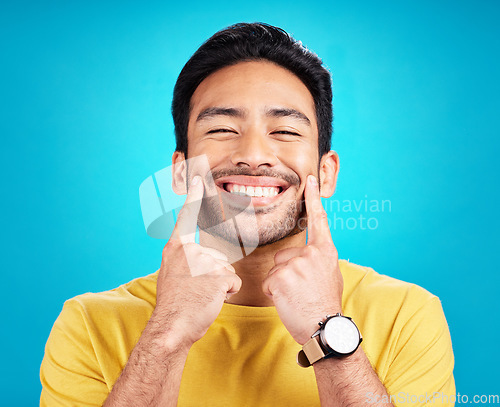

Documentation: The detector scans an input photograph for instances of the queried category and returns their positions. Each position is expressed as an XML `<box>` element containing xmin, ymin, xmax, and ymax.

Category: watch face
<box><xmin>323</xmin><ymin>316</ymin><xmax>360</xmax><ymax>355</ymax></box>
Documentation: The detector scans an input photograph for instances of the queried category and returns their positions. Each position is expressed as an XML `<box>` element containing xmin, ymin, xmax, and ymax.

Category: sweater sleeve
<box><xmin>40</xmin><ymin>299</ymin><xmax>110</xmax><ymax>407</ymax></box>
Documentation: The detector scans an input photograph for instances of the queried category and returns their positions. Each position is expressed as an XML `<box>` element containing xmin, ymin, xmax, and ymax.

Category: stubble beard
<box><xmin>196</xmin><ymin>167</ymin><xmax>305</xmax><ymax>249</ymax></box>
<box><xmin>197</xmin><ymin>191</ymin><xmax>306</xmax><ymax>248</ymax></box>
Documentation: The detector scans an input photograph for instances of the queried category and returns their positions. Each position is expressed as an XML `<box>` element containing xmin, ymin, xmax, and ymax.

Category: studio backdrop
<box><xmin>1</xmin><ymin>0</ymin><xmax>499</xmax><ymax>404</ymax></box>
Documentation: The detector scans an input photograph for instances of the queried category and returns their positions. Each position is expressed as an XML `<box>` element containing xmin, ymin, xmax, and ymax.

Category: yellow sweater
<box><xmin>40</xmin><ymin>260</ymin><xmax>455</xmax><ymax>406</ymax></box>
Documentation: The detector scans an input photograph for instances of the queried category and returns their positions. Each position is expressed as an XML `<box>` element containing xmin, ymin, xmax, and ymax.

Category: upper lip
<box><xmin>214</xmin><ymin>175</ymin><xmax>289</xmax><ymax>191</ymax></box>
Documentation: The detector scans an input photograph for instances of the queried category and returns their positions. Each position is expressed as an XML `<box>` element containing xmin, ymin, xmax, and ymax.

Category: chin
<box><xmin>255</xmin><ymin>215</ymin><xmax>304</xmax><ymax>247</ymax></box>
<box><xmin>198</xmin><ymin>196</ymin><xmax>306</xmax><ymax>250</ymax></box>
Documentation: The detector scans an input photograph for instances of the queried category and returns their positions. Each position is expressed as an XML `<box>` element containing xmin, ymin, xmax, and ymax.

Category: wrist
<box><xmin>312</xmin><ymin>344</ymin><xmax>363</xmax><ymax>369</ymax></box>
<box><xmin>145</xmin><ymin>310</ymin><xmax>194</xmax><ymax>357</ymax></box>
<box><xmin>301</xmin><ymin>306</ymin><xmax>343</xmax><ymax>345</ymax></box>
<box><xmin>297</xmin><ymin>313</ymin><xmax>362</xmax><ymax>368</ymax></box>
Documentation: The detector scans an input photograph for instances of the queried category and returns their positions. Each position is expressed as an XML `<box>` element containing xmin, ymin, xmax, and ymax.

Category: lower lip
<box><xmin>217</xmin><ymin>185</ymin><xmax>287</xmax><ymax>207</ymax></box>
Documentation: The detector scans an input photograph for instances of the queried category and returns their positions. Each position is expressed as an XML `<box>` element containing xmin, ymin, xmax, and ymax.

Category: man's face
<box><xmin>184</xmin><ymin>60</ymin><xmax>321</xmax><ymax>246</ymax></box>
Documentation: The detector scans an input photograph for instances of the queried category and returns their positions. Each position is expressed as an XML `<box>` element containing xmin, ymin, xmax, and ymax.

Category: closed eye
<box><xmin>272</xmin><ymin>130</ymin><xmax>302</xmax><ymax>137</ymax></box>
<box><xmin>206</xmin><ymin>128</ymin><xmax>237</xmax><ymax>134</ymax></box>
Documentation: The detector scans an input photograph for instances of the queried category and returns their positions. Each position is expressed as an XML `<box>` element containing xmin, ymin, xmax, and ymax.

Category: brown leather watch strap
<box><xmin>297</xmin><ymin>336</ymin><xmax>325</xmax><ymax>367</ymax></box>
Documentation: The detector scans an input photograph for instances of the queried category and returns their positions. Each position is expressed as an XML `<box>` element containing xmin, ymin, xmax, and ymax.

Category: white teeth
<box><xmin>226</xmin><ymin>184</ymin><xmax>280</xmax><ymax>197</ymax></box>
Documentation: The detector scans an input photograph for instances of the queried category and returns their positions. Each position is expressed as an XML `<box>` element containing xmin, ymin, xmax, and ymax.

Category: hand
<box><xmin>153</xmin><ymin>176</ymin><xmax>242</xmax><ymax>349</ymax></box>
<box><xmin>262</xmin><ymin>175</ymin><xmax>343</xmax><ymax>345</ymax></box>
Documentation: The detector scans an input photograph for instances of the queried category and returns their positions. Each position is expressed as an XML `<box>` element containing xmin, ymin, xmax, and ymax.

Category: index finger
<box><xmin>305</xmin><ymin>174</ymin><xmax>331</xmax><ymax>245</ymax></box>
<box><xmin>171</xmin><ymin>175</ymin><xmax>204</xmax><ymax>244</ymax></box>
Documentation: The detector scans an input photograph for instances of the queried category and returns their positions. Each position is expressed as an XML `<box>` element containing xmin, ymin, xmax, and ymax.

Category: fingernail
<box><xmin>309</xmin><ymin>175</ymin><xmax>318</xmax><ymax>186</ymax></box>
<box><xmin>192</xmin><ymin>176</ymin><xmax>200</xmax><ymax>185</ymax></box>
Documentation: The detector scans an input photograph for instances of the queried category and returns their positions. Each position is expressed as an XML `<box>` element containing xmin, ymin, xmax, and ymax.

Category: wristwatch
<box><xmin>297</xmin><ymin>313</ymin><xmax>362</xmax><ymax>367</ymax></box>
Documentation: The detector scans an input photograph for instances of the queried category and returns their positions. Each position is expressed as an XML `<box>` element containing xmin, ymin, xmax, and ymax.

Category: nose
<box><xmin>230</xmin><ymin>130</ymin><xmax>278</xmax><ymax>169</ymax></box>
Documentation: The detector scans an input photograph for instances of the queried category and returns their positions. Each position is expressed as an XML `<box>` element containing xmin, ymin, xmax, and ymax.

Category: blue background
<box><xmin>2</xmin><ymin>0</ymin><xmax>499</xmax><ymax>404</ymax></box>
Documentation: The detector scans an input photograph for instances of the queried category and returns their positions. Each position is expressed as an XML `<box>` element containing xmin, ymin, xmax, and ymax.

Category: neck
<box><xmin>199</xmin><ymin>230</ymin><xmax>307</xmax><ymax>306</ymax></box>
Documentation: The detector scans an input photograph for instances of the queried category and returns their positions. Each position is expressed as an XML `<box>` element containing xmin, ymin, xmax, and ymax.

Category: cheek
<box><xmin>279</xmin><ymin>143</ymin><xmax>319</xmax><ymax>179</ymax></box>
<box><xmin>188</xmin><ymin>142</ymin><xmax>228</xmax><ymax>167</ymax></box>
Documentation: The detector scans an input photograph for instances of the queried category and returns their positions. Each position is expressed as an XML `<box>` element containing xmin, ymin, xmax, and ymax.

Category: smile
<box><xmin>214</xmin><ymin>175</ymin><xmax>290</xmax><ymax>206</ymax></box>
<box><xmin>224</xmin><ymin>184</ymin><xmax>281</xmax><ymax>197</ymax></box>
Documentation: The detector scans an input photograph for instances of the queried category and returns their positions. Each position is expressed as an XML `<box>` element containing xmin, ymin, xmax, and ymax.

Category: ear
<box><xmin>319</xmin><ymin>151</ymin><xmax>339</xmax><ymax>198</ymax></box>
<box><xmin>172</xmin><ymin>151</ymin><xmax>188</xmax><ymax>195</ymax></box>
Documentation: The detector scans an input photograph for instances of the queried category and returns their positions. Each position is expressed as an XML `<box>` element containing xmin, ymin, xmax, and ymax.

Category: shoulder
<box><xmin>41</xmin><ymin>271</ymin><xmax>159</xmax><ymax>388</ymax></box>
<box><xmin>339</xmin><ymin>260</ymin><xmax>453</xmax><ymax>382</ymax></box>
<box><xmin>50</xmin><ymin>271</ymin><xmax>159</xmax><ymax>350</ymax></box>
<box><xmin>339</xmin><ymin>259</ymin><xmax>451</xmax><ymax>352</ymax></box>
<box><xmin>62</xmin><ymin>270</ymin><xmax>158</xmax><ymax>316</ymax></box>
<box><xmin>41</xmin><ymin>274</ymin><xmax>158</xmax><ymax>405</ymax></box>
<box><xmin>339</xmin><ymin>259</ymin><xmax>438</xmax><ymax>315</ymax></box>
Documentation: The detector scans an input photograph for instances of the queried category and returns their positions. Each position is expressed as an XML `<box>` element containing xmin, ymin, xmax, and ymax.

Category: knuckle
<box><xmin>288</xmin><ymin>256</ymin><xmax>304</xmax><ymax>269</ymax></box>
<box><xmin>332</xmin><ymin>247</ymin><xmax>339</xmax><ymax>259</ymax></box>
<box><xmin>261</xmin><ymin>278</ymin><xmax>268</xmax><ymax>291</ymax></box>
<box><xmin>316</xmin><ymin>211</ymin><xmax>329</xmax><ymax>227</ymax></box>
<box><xmin>326</xmin><ymin>244</ymin><xmax>338</xmax><ymax>259</ymax></box>
<box><xmin>230</xmin><ymin>274</ymin><xmax>242</xmax><ymax>290</ymax></box>
<box><xmin>319</xmin><ymin>209</ymin><xmax>328</xmax><ymax>220</ymax></box>
<box><xmin>267</xmin><ymin>278</ymin><xmax>283</xmax><ymax>296</ymax></box>
<box><xmin>163</xmin><ymin>239</ymin><xmax>178</xmax><ymax>252</ymax></box>
<box><xmin>304</xmin><ymin>245</ymin><xmax>318</xmax><ymax>257</ymax></box>
<box><xmin>272</xmin><ymin>268</ymin><xmax>288</xmax><ymax>283</ymax></box>
<box><xmin>162</xmin><ymin>240</ymin><xmax>179</xmax><ymax>260</ymax></box>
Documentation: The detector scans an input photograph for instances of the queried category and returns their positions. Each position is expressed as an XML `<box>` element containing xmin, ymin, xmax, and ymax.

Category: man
<box><xmin>41</xmin><ymin>23</ymin><xmax>455</xmax><ymax>406</ymax></box>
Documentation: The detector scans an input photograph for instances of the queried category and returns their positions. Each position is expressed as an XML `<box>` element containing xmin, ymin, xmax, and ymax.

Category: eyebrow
<box><xmin>265</xmin><ymin>107</ymin><xmax>311</xmax><ymax>126</ymax></box>
<box><xmin>196</xmin><ymin>106</ymin><xmax>311</xmax><ymax>126</ymax></box>
<box><xmin>196</xmin><ymin>107</ymin><xmax>245</xmax><ymax>122</ymax></box>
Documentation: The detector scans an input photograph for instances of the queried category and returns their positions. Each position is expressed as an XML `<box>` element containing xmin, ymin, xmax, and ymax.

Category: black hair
<box><xmin>172</xmin><ymin>22</ymin><xmax>333</xmax><ymax>157</ymax></box>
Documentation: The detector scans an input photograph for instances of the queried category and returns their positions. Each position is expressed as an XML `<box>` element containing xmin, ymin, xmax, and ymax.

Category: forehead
<box><xmin>189</xmin><ymin>61</ymin><xmax>317</xmax><ymax>126</ymax></box>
